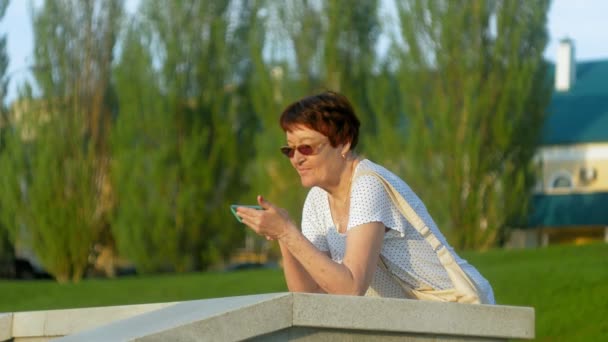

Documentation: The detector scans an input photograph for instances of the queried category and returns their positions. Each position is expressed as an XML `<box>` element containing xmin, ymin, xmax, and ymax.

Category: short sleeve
<box><xmin>301</xmin><ymin>188</ymin><xmax>329</xmax><ymax>252</ymax></box>
<box><xmin>348</xmin><ymin>174</ymin><xmax>407</xmax><ymax>237</ymax></box>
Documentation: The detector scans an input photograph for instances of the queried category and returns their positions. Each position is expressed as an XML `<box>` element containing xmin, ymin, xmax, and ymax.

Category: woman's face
<box><xmin>285</xmin><ymin>125</ymin><xmax>346</xmax><ymax>189</ymax></box>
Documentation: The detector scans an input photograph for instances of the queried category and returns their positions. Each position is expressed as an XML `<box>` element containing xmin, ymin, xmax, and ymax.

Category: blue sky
<box><xmin>1</xmin><ymin>0</ymin><xmax>607</xmax><ymax>103</ymax></box>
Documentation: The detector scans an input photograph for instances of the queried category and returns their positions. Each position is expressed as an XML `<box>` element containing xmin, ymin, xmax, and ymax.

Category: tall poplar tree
<box><xmin>0</xmin><ymin>0</ymin><xmax>7</xmax><ymax>111</ymax></box>
<box><xmin>321</xmin><ymin>0</ymin><xmax>381</xmax><ymax>135</ymax></box>
<box><xmin>0</xmin><ymin>0</ymin><xmax>123</xmax><ymax>282</ymax></box>
<box><xmin>0</xmin><ymin>0</ymin><xmax>11</xmax><ymax>267</ymax></box>
<box><xmin>394</xmin><ymin>0</ymin><xmax>551</xmax><ymax>249</ymax></box>
<box><xmin>242</xmin><ymin>1</ymin><xmax>305</xmax><ymax>225</ymax></box>
<box><xmin>112</xmin><ymin>0</ymin><xmax>259</xmax><ymax>272</ymax></box>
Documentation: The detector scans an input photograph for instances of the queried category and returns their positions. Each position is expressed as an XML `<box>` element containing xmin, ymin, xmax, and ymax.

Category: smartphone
<box><xmin>230</xmin><ymin>204</ymin><xmax>263</xmax><ymax>223</ymax></box>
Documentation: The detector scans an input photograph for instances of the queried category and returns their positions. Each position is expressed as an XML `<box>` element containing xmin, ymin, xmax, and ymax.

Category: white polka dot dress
<box><xmin>301</xmin><ymin>159</ymin><xmax>495</xmax><ymax>303</ymax></box>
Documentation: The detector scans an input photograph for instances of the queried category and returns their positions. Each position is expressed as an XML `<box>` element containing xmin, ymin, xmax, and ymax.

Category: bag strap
<box><xmin>355</xmin><ymin>170</ymin><xmax>444</xmax><ymax>251</ymax></box>
<box><xmin>355</xmin><ymin>170</ymin><xmax>481</xmax><ymax>296</ymax></box>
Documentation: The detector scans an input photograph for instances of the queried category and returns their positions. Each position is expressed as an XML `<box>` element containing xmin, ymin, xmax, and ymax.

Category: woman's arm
<box><xmin>238</xmin><ymin>196</ymin><xmax>385</xmax><ymax>295</ymax></box>
<box><xmin>278</xmin><ymin>221</ymin><xmax>384</xmax><ymax>295</ymax></box>
<box><xmin>278</xmin><ymin>240</ymin><xmax>327</xmax><ymax>293</ymax></box>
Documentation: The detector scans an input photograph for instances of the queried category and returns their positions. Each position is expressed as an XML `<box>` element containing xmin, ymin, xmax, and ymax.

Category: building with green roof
<box><xmin>518</xmin><ymin>39</ymin><xmax>608</xmax><ymax>247</ymax></box>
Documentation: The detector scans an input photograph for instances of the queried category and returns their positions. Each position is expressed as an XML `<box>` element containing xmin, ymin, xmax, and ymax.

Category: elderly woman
<box><xmin>237</xmin><ymin>91</ymin><xmax>495</xmax><ymax>304</ymax></box>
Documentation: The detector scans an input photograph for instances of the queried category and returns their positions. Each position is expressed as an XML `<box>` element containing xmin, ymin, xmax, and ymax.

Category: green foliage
<box><xmin>0</xmin><ymin>0</ymin><xmax>11</xmax><ymax>262</ymax></box>
<box><xmin>0</xmin><ymin>0</ymin><xmax>124</xmax><ymax>282</ymax></box>
<box><xmin>241</xmin><ymin>2</ymin><xmax>304</xmax><ymax>251</ymax></box>
<box><xmin>0</xmin><ymin>0</ymin><xmax>8</xmax><ymax>109</ymax></box>
<box><xmin>393</xmin><ymin>0</ymin><xmax>552</xmax><ymax>249</ymax></box>
<box><xmin>322</xmin><ymin>0</ymin><xmax>381</xmax><ymax>134</ymax></box>
<box><xmin>0</xmin><ymin>105</ymin><xmax>97</xmax><ymax>283</ymax></box>
<box><xmin>111</xmin><ymin>0</ymin><xmax>258</xmax><ymax>273</ymax></box>
<box><xmin>1</xmin><ymin>0</ymin><xmax>555</xmax><ymax>284</ymax></box>
<box><xmin>359</xmin><ymin>68</ymin><xmax>406</xmax><ymax>170</ymax></box>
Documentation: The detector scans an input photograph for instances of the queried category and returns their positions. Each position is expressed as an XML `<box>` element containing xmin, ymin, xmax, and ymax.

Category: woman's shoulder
<box><xmin>357</xmin><ymin>158</ymin><xmax>392</xmax><ymax>173</ymax></box>
<box><xmin>303</xmin><ymin>186</ymin><xmax>328</xmax><ymax>211</ymax></box>
<box><xmin>305</xmin><ymin>186</ymin><xmax>326</xmax><ymax>200</ymax></box>
<box><xmin>355</xmin><ymin>159</ymin><xmax>402</xmax><ymax>184</ymax></box>
<box><xmin>302</xmin><ymin>186</ymin><xmax>329</xmax><ymax>228</ymax></box>
<box><xmin>351</xmin><ymin>159</ymin><xmax>394</xmax><ymax>200</ymax></box>
<box><xmin>354</xmin><ymin>159</ymin><xmax>419</xmax><ymax>201</ymax></box>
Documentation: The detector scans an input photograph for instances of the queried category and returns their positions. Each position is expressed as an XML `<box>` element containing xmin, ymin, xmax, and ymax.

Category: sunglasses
<box><xmin>280</xmin><ymin>142</ymin><xmax>326</xmax><ymax>158</ymax></box>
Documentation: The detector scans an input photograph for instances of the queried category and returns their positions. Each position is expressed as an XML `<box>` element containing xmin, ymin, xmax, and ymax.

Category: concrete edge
<box><xmin>11</xmin><ymin>301</ymin><xmax>179</xmax><ymax>338</ymax></box>
<box><xmin>137</xmin><ymin>294</ymin><xmax>293</xmax><ymax>341</ymax></box>
<box><xmin>0</xmin><ymin>313</ymin><xmax>13</xmax><ymax>341</ymax></box>
<box><xmin>57</xmin><ymin>292</ymin><xmax>293</xmax><ymax>341</ymax></box>
<box><xmin>292</xmin><ymin>293</ymin><xmax>535</xmax><ymax>340</ymax></box>
<box><xmin>10</xmin><ymin>292</ymin><xmax>536</xmax><ymax>341</ymax></box>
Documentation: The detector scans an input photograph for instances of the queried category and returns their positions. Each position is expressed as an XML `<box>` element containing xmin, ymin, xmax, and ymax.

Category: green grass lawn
<box><xmin>461</xmin><ymin>242</ymin><xmax>608</xmax><ymax>341</ymax></box>
<box><xmin>1</xmin><ymin>242</ymin><xmax>607</xmax><ymax>341</ymax></box>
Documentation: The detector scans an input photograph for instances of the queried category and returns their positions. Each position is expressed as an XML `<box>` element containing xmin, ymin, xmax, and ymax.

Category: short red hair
<box><xmin>279</xmin><ymin>91</ymin><xmax>360</xmax><ymax>149</ymax></box>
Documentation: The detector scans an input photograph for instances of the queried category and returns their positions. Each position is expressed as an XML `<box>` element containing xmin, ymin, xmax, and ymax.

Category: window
<box><xmin>552</xmin><ymin>176</ymin><xmax>572</xmax><ymax>188</ymax></box>
<box><xmin>549</xmin><ymin>171</ymin><xmax>573</xmax><ymax>190</ymax></box>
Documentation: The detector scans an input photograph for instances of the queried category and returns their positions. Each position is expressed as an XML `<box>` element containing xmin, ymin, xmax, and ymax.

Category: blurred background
<box><xmin>0</xmin><ymin>1</ymin><xmax>606</xmax><ymax>340</ymax></box>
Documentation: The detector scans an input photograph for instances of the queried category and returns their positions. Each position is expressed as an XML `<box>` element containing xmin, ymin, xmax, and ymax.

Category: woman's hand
<box><xmin>236</xmin><ymin>195</ymin><xmax>295</xmax><ymax>241</ymax></box>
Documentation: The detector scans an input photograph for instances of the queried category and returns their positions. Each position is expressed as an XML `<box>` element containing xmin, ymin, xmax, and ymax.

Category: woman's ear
<box><xmin>340</xmin><ymin>141</ymin><xmax>352</xmax><ymax>159</ymax></box>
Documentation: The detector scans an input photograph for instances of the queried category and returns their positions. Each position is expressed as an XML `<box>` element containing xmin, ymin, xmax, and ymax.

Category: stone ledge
<box><xmin>0</xmin><ymin>313</ymin><xmax>12</xmax><ymax>341</ymax></box>
<box><xmin>57</xmin><ymin>292</ymin><xmax>293</xmax><ymax>342</ymax></box>
<box><xmin>54</xmin><ymin>293</ymin><xmax>534</xmax><ymax>341</ymax></box>
<box><xmin>6</xmin><ymin>301</ymin><xmax>177</xmax><ymax>341</ymax></box>
<box><xmin>292</xmin><ymin>293</ymin><xmax>534</xmax><ymax>339</ymax></box>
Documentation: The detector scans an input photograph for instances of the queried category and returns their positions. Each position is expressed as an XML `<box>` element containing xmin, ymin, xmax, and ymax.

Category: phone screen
<box><xmin>230</xmin><ymin>204</ymin><xmax>263</xmax><ymax>223</ymax></box>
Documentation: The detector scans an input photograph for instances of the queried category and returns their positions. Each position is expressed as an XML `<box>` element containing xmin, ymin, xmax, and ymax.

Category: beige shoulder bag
<box><xmin>357</xmin><ymin>170</ymin><xmax>488</xmax><ymax>304</ymax></box>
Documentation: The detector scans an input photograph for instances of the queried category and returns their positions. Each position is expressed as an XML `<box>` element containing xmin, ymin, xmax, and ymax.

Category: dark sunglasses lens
<box><xmin>280</xmin><ymin>147</ymin><xmax>294</xmax><ymax>158</ymax></box>
<box><xmin>297</xmin><ymin>145</ymin><xmax>314</xmax><ymax>155</ymax></box>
